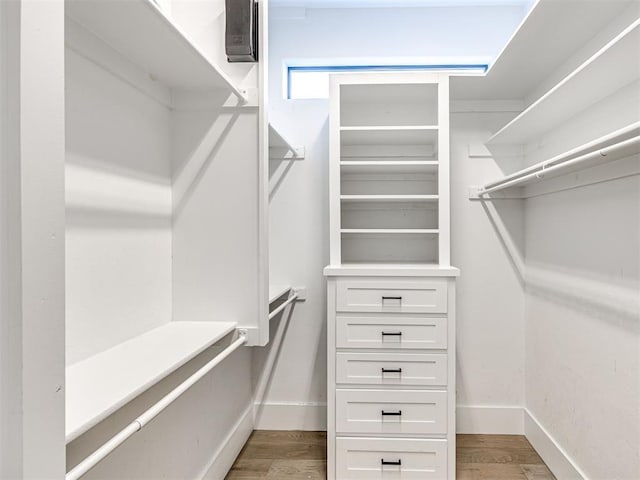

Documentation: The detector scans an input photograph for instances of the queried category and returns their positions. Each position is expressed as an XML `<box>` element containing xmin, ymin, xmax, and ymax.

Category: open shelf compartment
<box><xmin>340</xmin><ymin>82</ymin><xmax>438</xmax><ymax>126</ymax></box>
<box><xmin>341</xmin><ymin>126</ymin><xmax>438</xmax><ymax>147</ymax></box>
<box><xmin>341</xmin><ymin>232</ymin><xmax>439</xmax><ymax>264</ymax></box>
<box><xmin>341</xmin><ymin>200</ymin><xmax>438</xmax><ymax>230</ymax></box>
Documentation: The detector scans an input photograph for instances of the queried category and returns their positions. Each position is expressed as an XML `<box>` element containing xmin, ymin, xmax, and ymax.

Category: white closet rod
<box><xmin>268</xmin><ymin>292</ymin><xmax>299</xmax><ymax>320</ymax></box>
<box><xmin>482</xmin><ymin>122</ymin><xmax>640</xmax><ymax>191</ymax></box>
<box><xmin>66</xmin><ymin>332</ymin><xmax>248</xmax><ymax>480</ymax></box>
<box><xmin>479</xmin><ymin>135</ymin><xmax>640</xmax><ymax>196</ymax></box>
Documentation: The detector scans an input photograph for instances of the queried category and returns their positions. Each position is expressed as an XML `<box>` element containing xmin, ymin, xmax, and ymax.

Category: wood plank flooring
<box><xmin>225</xmin><ymin>431</ymin><xmax>556</xmax><ymax>480</ymax></box>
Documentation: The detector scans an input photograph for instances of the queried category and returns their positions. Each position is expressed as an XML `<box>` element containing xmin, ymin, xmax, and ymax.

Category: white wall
<box><xmin>451</xmin><ymin>112</ymin><xmax>526</xmax><ymax>432</ymax></box>
<box><xmin>262</xmin><ymin>5</ymin><xmax>529</xmax><ymax>430</ymax></box>
<box><xmin>524</xmin><ymin>175</ymin><xmax>639</xmax><ymax>479</ymax></box>
<box><xmin>65</xmin><ymin>47</ymin><xmax>173</xmax><ymax>365</ymax></box>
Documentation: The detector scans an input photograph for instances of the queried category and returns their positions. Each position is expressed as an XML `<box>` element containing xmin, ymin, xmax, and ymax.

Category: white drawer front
<box><xmin>336</xmin><ymin>389</ymin><xmax>447</xmax><ymax>435</ymax></box>
<box><xmin>336</xmin><ymin>316</ymin><xmax>447</xmax><ymax>349</ymax></box>
<box><xmin>336</xmin><ymin>352</ymin><xmax>448</xmax><ymax>386</ymax></box>
<box><xmin>336</xmin><ymin>279</ymin><xmax>447</xmax><ymax>313</ymax></box>
<box><xmin>336</xmin><ymin>437</ymin><xmax>447</xmax><ymax>480</ymax></box>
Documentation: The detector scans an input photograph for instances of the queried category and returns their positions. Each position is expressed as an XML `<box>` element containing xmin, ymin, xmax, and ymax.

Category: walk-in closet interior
<box><xmin>1</xmin><ymin>0</ymin><xmax>638</xmax><ymax>479</ymax></box>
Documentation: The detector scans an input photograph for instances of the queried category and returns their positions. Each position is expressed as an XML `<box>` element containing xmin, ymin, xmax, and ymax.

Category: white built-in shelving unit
<box><xmin>329</xmin><ymin>74</ymin><xmax>450</xmax><ymax>266</ymax></box>
<box><xmin>64</xmin><ymin>0</ymin><xmax>267</xmax><ymax>451</ymax></box>
<box><xmin>324</xmin><ymin>72</ymin><xmax>458</xmax><ymax>480</ymax></box>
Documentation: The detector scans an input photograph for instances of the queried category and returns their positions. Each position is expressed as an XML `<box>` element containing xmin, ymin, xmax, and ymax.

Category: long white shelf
<box><xmin>488</xmin><ymin>19</ymin><xmax>640</xmax><ymax>145</ymax></box>
<box><xmin>451</xmin><ymin>0</ymin><xmax>635</xmax><ymax>100</ymax></box>
<box><xmin>341</xmin><ymin>194</ymin><xmax>439</xmax><ymax>202</ymax></box>
<box><xmin>323</xmin><ymin>263</ymin><xmax>460</xmax><ymax>277</ymax></box>
<box><xmin>269</xmin><ymin>285</ymin><xmax>292</xmax><ymax>305</ymax></box>
<box><xmin>341</xmin><ymin>229</ymin><xmax>438</xmax><ymax>234</ymax></box>
<box><xmin>269</xmin><ymin>123</ymin><xmax>304</xmax><ymax>159</ymax></box>
<box><xmin>340</xmin><ymin>126</ymin><xmax>438</xmax><ymax>131</ymax></box>
<box><xmin>66</xmin><ymin>0</ymin><xmax>247</xmax><ymax>101</ymax></box>
<box><xmin>66</xmin><ymin>321</ymin><xmax>237</xmax><ymax>443</ymax></box>
<box><xmin>473</xmin><ymin>128</ymin><xmax>640</xmax><ymax>198</ymax></box>
<box><xmin>341</xmin><ymin>126</ymin><xmax>438</xmax><ymax>146</ymax></box>
<box><xmin>340</xmin><ymin>161</ymin><xmax>438</xmax><ymax>175</ymax></box>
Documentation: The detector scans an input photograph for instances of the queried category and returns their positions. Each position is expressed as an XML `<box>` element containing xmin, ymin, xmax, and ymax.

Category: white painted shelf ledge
<box><xmin>269</xmin><ymin>123</ymin><xmax>305</xmax><ymax>160</ymax></box>
<box><xmin>340</xmin><ymin>161</ymin><xmax>438</xmax><ymax>174</ymax></box>
<box><xmin>341</xmin><ymin>194</ymin><xmax>439</xmax><ymax>202</ymax></box>
<box><xmin>341</xmin><ymin>126</ymin><xmax>438</xmax><ymax>146</ymax></box>
<box><xmin>488</xmin><ymin>19</ymin><xmax>640</xmax><ymax>145</ymax></box>
<box><xmin>450</xmin><ymin>0</ymin><xmax>633</xmax><ymax>101</ymax></box>
<box><xmin>341</xmin><ymin>229</ymin><xmax>439</xmax><ymax>234</ymax></box>
<box><xmin>323</xmin><ymin>263</ymin><xmax>460</xmax><ymax>277</ymax></box>
<box><xmin>269</xmin><ymin>285</ymin><xmax>292</xmax><ymax>305</ymax></box>
<box><xmin>66</xmin><ymin>321</ymin><xmax>237</xmax><ymax>443</ymax></box>
<box><xmin>66</xmin><ymin>0</ymin><xmax>247</xmax><ymax>101</ymax></box>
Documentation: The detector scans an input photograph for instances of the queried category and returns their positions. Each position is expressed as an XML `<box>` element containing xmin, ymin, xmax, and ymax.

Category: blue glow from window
<box><xmin>287</xmin><ymin>64</ymin><xmax>488</xmax><ymax>99</ymax></box>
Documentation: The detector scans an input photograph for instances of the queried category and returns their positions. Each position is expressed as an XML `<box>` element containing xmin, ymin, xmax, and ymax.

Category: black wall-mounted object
<box><xmin>225</xmin><ymin>0</ymin><xmax>258</xmax><ymax>62</ymax></box>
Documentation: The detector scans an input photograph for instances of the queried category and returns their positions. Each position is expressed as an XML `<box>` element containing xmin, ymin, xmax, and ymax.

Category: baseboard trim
<box><xmin>456</xmin><ymin>405</ymin><xmax>524</xmax><ymax>434</ymax></box>
<box><xmin>254</xmin><ymin>402</ymin><xmax>327</xmax><ymax>431</ymax></box>
<box><xmin>198</xmin><ymin>403</ymin><xmax>254</xmax><ymax>480</ymax></box>
<box><xmin>524</xmin><ymin>409</ymin><xmax>587</xmax><ymax>480</ymax></box>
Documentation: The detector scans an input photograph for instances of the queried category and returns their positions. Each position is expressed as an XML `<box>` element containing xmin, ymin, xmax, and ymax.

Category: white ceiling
<box><xmin>270</xmin><ymin>0</ymin><xmax>531</xmax><ymax>8</ymax></box>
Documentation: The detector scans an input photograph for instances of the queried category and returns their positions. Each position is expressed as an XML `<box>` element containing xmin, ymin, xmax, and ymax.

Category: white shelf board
<box><xmin>340</xmin><ymin>161</ymin><xmax>438</xmax><ymax>175</ymax></box>
<box><xmin>451</xmin><ymin>0</ymin><xmax>635</xmax><ymax>100</ymax></box>
<box><xmin>66</xmin><ymin>321</ymin><xmax>237</xmax><ymax>443</ymax></box>
<box><xmin>323</xmin><ymin>263</ymin><xmax>460</xmax><ymax>277</ymax></box>
<box><xmin>269</xmin><ymin>123</ymin><xmax>304</xmax><ymax>159</ymax></box>
<box><xmin>341</xmin><ymin>126</ymin><xmax>438</xmax><ymax>146</ymax></box>
<box><xmin>269</xmin><ymin>284</ymin><xmax>292</xmax><ymax>305</ymax></box>
<box><xmin>488</xmin><ymin>19</ymin><xmax>640</xmax><ymax>145</ymax></box>
<box><xmin>341</xmin><ymin>229</ymin><xmax>438</xmax><ymax>234</ymax></box>
<box><xmin>66</xmin><ymin>0</ymin><xmax>246</xmax><ymax>99</ymax></box>
<box><xmin>341</xmin><ymin>194</ymin><xmax>439</xmax><ymax>202</ymax></box>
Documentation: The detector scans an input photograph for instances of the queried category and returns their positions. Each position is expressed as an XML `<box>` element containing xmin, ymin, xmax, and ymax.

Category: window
<box><xmin>286</xmin><ymin>64</ymin><xmax>488</xmax><ymax>99</ymax></box>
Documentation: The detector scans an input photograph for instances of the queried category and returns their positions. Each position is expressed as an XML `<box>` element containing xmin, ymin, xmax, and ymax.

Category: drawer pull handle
<box><xmin>381</xmin><ymin>459</ymin><xmax>402</xmax><ymax>466</ymax></box>
<box><xmin>381</xmin><ymin>409</ymin><xmax>402</xmax><ymax>416</ymax></box>
<box><xmin>381</xmin><ymin>331</ymin><xmax>402</xmax><ymax>336</ymax></box>
<box><xmin>382</xmin><ymin>296</ymin><xmax>402</xmax><ymax>301</ymax></box>
<box><xmin>381</xmin><ymin>367</ymin><xmax>402</xmax><ymax>374</ymax></box>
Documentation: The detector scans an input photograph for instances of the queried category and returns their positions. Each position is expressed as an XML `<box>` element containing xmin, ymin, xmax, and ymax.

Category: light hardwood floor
<box><xmin>225</xmin><ymin>431</ymin><xmax>556</xmax><ymax>480</ymax></box>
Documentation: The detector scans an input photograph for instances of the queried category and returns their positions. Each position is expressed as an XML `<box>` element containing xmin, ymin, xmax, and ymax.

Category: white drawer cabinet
<box><xmin>336</xmin><ymin>352</ymin><xmax>448</xmax><ymax>386</ymax></box>
<box><xmin>336</xmin><ymin>437</ymin><xmax>448</xmax><ymax>480</ymax></box>
<box><xmin>336</xmin><ymin>279</ymin><xmax>448</xmax><ymax>314</ymax></box>
<box><xmin>336</xmin><ymin>389</ymin><xmax>448</xmax><ymax>435</ymax></box>
<box><xmin>325</xmin><ymin>274</ymin><xmax>457</xmax><ymax>480</ymax></box>
<box><xmin>336</xmin><ymin>315</ymin><xmax>448</xmax><ymax>350</ymax></box>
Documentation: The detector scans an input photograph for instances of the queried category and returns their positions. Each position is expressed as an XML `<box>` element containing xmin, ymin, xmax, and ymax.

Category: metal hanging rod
<box><xmin>66</xmin><ymin>332</ymin><xmax>248</xmax><ymax>480</ymax></box>
<box><xmin>268</xmin><ymin>291</ymin><xmax>299</xmax><ymax>320</ymax></box>
<box><xmin>481</xmin><ymin>122</ymin><xmax>640</xmax><ymax>192</ymax></box>
<box><xmin>478</xmin><ymin>135</ymin><xmax>640</xmax><ymax>197</ymax></box>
